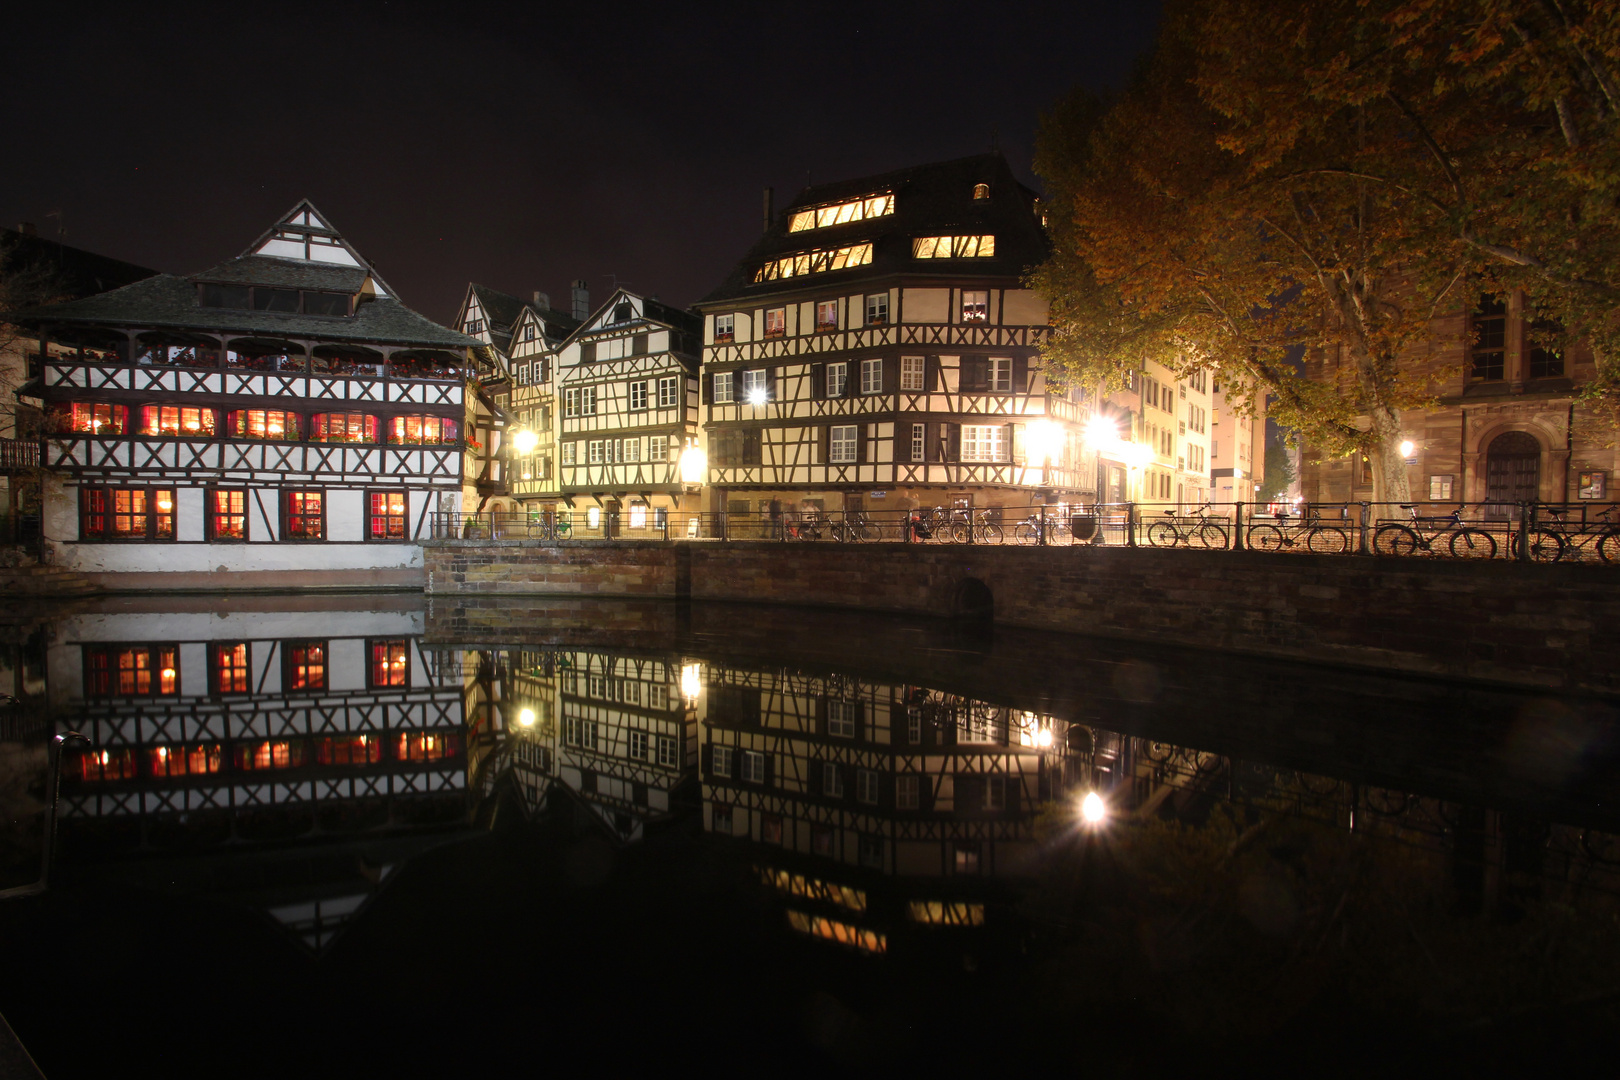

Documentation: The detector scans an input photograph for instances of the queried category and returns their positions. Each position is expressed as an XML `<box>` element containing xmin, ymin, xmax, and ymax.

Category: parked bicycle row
<box><xmin>428</xmin><ymin>500</ymin><xmax>1620</xmax><ymax>563</ymax></box>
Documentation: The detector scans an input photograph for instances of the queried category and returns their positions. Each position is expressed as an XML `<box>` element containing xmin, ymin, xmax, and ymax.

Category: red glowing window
<box><xmin>317</xmin><ymin>735</ymin><xmax>381</xmax><ymax>765</ymax></box>
<box><xmin>369</xmin><ymin>639</ymin><xmax>409</xmax><ymax>687</ymax></box>
<box><xmin>85</xmin><ymin>645</ymin><xmax>178</xmax><ymax>697</ymax></box>
<box><xmin>148</xmin><ymin>744</ymin><xmax>221</xmax><ymax>777</ymax></box>
<box><xmin>368</xmin><ymin>491</ymin><xmax>407</xmax><ymax>540</ymax></box>
<box><xmin>387</xmin><ymin>415</ymin><xmax>458</xmax><ymax>445</ymax></box>
<box><xmin>213</xmin><ymin>642</ymin><xmax>249</xmax><ymax>694</ymax></box>
<box><xmin>70</xmin><ymin>748</ymin><xmax>138</xmax><ymax>782</ymax></box>
<box><xmin>209</xmin><ymin>489</ymin><xmax>247</xmax><ymax>540</ymax></box>
<box><xmin>310</xmin><ymin>413</ymin><xmax>378</xmax><ymax>443</ymax></box>
<box><xmin>69</xmin><ymin>402</ymin><xmax>128</xmax><ymax>434</ymax></box>
<box><xmin>140</xmin><ymin>405</ymin><xmax>216</xmax><ymax>437</ymax></box>
<box><xmin>396</xmin><ymin>731</ymin><xmax>462</xmax><ymax>762</ymax></box>
<box><xmin>235</xmin><ymin>740</ymin><xmax>309</xmax><ymax>770</ymax></box>
<box><xmin>285</xmin><ymin>640</ymin><xmax>327</xmax><ymax>691</ymax></box>
<box><xmin>284</xmin><ymin>490</ymin><xmax>324</xmax><ymax>540</ymax></box>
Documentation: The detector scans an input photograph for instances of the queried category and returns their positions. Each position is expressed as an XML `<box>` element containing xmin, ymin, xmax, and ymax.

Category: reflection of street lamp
<box><xmin>518</xmin><ymin>707</ymin><xmax>535</xmax><ymax>728</ymax></box>
<box><xmin>1080</xmin><ymin>791</ymin><xmax>1107</xmax><ymax>825</ymax></box>
<box><xmin>680</xmin><ymin>662</ymin><xmax>702</xmax><ymax>704</ymax></box>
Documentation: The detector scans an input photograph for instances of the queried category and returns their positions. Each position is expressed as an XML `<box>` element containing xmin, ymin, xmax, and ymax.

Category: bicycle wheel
<box><xmin>1516</xmin><ymin>528</ymin><xmax>1565</xmax><ymax>563</ymax></box>
<box><xmin>950</xmin><ymin>521</ymin><xmax>970</xmax><ymax>544</ymax></box>
<box><xmin>1146</xmin><ymin>521</ymin><xmax>1179</xmax><ymax>548</ymax></box>
<box><xmin>1373</xmin><ymin>524</ymin><xmax>1417</xmax><ymax>556</ymax></box>
<box><xmin>1448</xmin><ymin>528</ymin><xmax>1496</xmax><ymax>559</ymax></box>
<box><xmin>1247</xmin><ymin>524</ymin><xmax>1285</xmax><ymax>552</ymax></box>
<box><xmin>853</xmin><ymin>524</ymin><xmax>876</xmax><ymax>542</ymax></box>
<box><xmin>980</xmin><ymin>523</ymin><xmax>1004</xmax><ymax>545</ymax></box>
<box><xmin>1014</xmin><ymin>523</ymin><xmax>1040</xmax><ymax>545</ymax></box>
<box><xmin>1305</xmin><ymin>527</ymin><xmax>1348</xmax><ymax>555</ymax></box>
<box><xmin>1598</xmin><ymin>530</ymin><xmax>1620</xmax><ymax>563</ymax></box>
<box><xmin>1197</xmin><ymin>523</ymin><xmax>1228</xmax><ymax>550</ymax></box>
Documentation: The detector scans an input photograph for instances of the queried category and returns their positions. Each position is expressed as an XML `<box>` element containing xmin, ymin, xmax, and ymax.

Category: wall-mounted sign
<box><xmin>1579</xmin><ymin>470</ymin><xmax>1607</xmax><ymax>500</ymax></box>
<box><xmin>1428</xmin><ymin>474</ymin><xmax>1454</xmax><ymax>500</ymax></box>
<box><xmin>869</xmin><ymin>491</ymin><xmax>887</xmax><ymax>499</ymax></box>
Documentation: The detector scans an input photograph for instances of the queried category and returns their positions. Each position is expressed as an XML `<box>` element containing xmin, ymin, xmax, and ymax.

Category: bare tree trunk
<box><xmin>1366</xmin><ymin>403</ymin><xmax>1412</xmax><ymax>507</ymax></box>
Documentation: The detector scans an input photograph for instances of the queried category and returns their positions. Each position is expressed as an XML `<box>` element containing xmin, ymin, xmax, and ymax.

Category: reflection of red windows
<box><xmin>286</xmin><ymin>641</ymin><xmax>326</xmax><ymax>691</ymax></box>
<box><xmin>368</xmin><ymin>639</ymin><xmax>409</xmax><ymax>686</ymax></box>
<box><xmin>317</xmin><ymin>735</ymin><xmax>381</xmax><ymax>765</ymax></box>
<box><xmin>209</xmin><ymin>489</ymin><xmax>247</xmax><ymax>540</ymax></box>
<box><xmin>69</xmin><ymin>402</ymin><xmax>128</xmax><ymax>434</ymax></box>
<box><xmin>85</xmin><ymin>645</ymin><xmax>179</xmax><ymax>697</ymax></box>
<box><xmin>213</xmin><ymin>643</ymin><xmax>249</xmax><ymax>694</ymax></box>
<box><xmin>148</xmin><ymin>744</ymin><xmax>221</xmax><ymax>777</ymax></box>
<box><xmin>70</xmin><ymin>748</ymin><xmax>138</xmax><ymax>782</ymax></box>
<box><xmin>368</xmin><ymin>492</ymin><xmax>407</xmax><ymax>540</ymax></box>
<box><xmin>235</xmin><ymin>741</ymin><xmax>308</xmax><ymax>770</ymax></box>
<box><xmin>396</xmin><ymin>732</ymin><xmax>462</xmax><ymax>762</ymax></box>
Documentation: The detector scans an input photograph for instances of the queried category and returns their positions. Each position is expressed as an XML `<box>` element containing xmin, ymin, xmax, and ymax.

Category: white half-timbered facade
<box><xmin>12</xmin><ymin>201</ymin><xmax>480</xmax><ymax>587</ymax></box>
<box><xmin>694</xmin><ymin>155</ymin><xmax>1086</xmax><ymax>522</ymax></box>
<box><xmin>554</xmin><ymin>290</ymin><xmax>702</xmax><ymax>526</ymax></box>
<box><xmin>507</xmin><ymin>302</ymin><xmax>580</xmax><ymax>506</ymax></box>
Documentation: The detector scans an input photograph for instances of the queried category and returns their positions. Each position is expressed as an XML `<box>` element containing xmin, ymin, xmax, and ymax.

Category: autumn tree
<box><xmin>1034</xmin><ymin>0</ymin><xmax>1620</xmax><ymax>502</ymax></box>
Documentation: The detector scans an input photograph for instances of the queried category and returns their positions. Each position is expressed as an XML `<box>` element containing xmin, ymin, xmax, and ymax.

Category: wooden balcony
<box><xmin>0</xmin><ymin>438</ymin><xmax>41</xmax><ymax>471</ymax></box>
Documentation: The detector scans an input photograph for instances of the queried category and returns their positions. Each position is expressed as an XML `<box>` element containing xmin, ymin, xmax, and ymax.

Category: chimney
<box><xmin>570</xmin><ymin>280</ymin><xmax>590</xmax><ymax>322</ymax></box>
<box><xmin>18</xmin><ymin>222</ymin><xmax>36</xmax><ymax>236</ymax></box>
<box><xmin>762</xmin><ymin>187</ymin><xmax>773</xmax><ymax>234</ymax></box>
<box><xmin>532</xmin><ymin>290</ymin><xmax>550</xmax><ymax>310</ymax></box>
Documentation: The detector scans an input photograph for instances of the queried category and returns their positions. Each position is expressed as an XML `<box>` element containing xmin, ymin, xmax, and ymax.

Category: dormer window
<box><xmin>465</xmin><ymin>318</ymin><xmax>485</xmax><ymax>335</ymax></box>
<box><xmin>715</xmin><ymin>313</ymin><xmax>735</xmax><ymax>343</ymax></box>
<box><xmin>520</xmin><ymin>323</ymin><xmax>536</xmax><ymax>343</ymax></box>
<box><xmin>199</xmin><ymin>284</ymin><xmax>351</xmax><ymax>316</ymax></box>
<box><xmin>914</xmin><ymin>235</ymin><xmax>996</xmax><ymax>259</ymax></box>
<box><xmin>614</xmin><ymin>302</ymin><xmax>634</xmax><ymax>323</ymax></box>
<box><xmin>973</xmin><ymin>183</ymin><xmax>990</xmax><ymax>200</ymax></box>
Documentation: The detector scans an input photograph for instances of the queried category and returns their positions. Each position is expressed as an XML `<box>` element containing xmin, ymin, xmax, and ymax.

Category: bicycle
<box><xmin>828</xmin><ymin>510</ymin><xmax>878</xmax><ymax>543</ymax></box>
<box><xmin>949</xmin><ymin>508</ymin><xmax>1004</xmax><ymax>544</ymax></box>
<box><xmin>1245</xmin><ymin>507</ymin><xmax>1349</xmax><ymax>555</ymax></box>
<box><xmin>1012</xmin><ymin>512</ymin><xmax>1063</xmax><ymax>545</ymax></box>
<box><xmin>1510</xmin><ymin>505</ymin><xmax>1620</xmax><ymax>562</ymax></box>
<box><xmin>1372</xmin><ymin>505</ymin><xmax>1496</xmax><ymax>558</ymax></box>
<box><xmin>1145</xmin><ymin>503</ymin><xmax>1229</xmax><ymax>550</ymax></box>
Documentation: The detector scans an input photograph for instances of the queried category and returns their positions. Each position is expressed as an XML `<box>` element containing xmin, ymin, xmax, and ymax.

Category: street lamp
<box><xmin>1399</xmin><ymin>439</ymin><xmax>1415</xmax><ymax>458</ymax></box>
<box><xmin>517</xmin><ymin>707</ymin><xmax>535</xmax><ymax>728</ymax></box>
<box><xmin>1025</xmin><ymin>418</ymin><xmax>1063</xmax><ymax>486</ymax></box>
<box><xmin>680</xmin><ymin>662</ymin><xmax>702</xmax><ymax>704</ymax></box>
<box><xmin>678</xmin><ymin>440</ymin><xmax>707</xmax><ymax>488</ymax></box>
<box><xmin>1080</xmin><ymin>790</ymin><xmax>1107</xmax><ymax>825</ymax></box>
<box><xmin>511</xmin><ymin>428</ymin><xmax>539</xmax><ymax>457</ymax></box>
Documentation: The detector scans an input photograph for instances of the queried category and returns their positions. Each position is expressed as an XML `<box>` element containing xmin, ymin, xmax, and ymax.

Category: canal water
<box><xmin>2</xmin><ymin>593</ymin><xmax>1617</xmax><ymax>1076</ymax></box>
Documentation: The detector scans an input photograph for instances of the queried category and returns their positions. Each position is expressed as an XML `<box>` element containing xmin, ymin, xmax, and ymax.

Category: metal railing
<box><xmin>426</xmin><ymin>500</ymin><xmax>1620</xmax><ymax>564</ymax></box>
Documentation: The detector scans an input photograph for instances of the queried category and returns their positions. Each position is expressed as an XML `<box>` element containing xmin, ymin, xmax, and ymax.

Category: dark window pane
<box><xmin>303</xmin><ymin>291</ymin><xmax>350</xmax><ymax>316</ymax></box>
<box><xmin>254</xmin><ymin>289</ymin><xmax>299</xmax><ymax>312</ymax></box>
<box><xmin>202</xmin><ymin>284</ymin><xmax>250</xmax><ymax>308</ymax></box>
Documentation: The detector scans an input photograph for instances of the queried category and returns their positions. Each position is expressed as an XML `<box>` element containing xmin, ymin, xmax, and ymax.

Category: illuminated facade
<box><xmin>694</xmin><ymin>154</ymin><xmax>1085</xmax><ymax>524</ymax></box>
<box><xmin>11</xmin><ymin>202</ymin><xmax>479</xmax><ymax>587</ymax></box>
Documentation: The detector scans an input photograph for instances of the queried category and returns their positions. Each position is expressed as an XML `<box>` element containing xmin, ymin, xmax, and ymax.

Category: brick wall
<box><xmin>424</xmin><ymin>540</ymin><xmax>1620</xmax><ymax>693</ymax></box>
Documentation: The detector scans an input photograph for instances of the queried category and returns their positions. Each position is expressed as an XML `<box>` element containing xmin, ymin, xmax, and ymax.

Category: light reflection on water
<box><xmin>4</xmin><ymin>594</ymin><xmax>1620</xmax><ymax>1071</ymax></box>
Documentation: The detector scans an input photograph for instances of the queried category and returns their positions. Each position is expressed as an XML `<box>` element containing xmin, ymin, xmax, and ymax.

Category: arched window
<box><xmin>310</xmin><ymin>413</ymin><xmax>379</xmax><ymax>443</ymax></box>
<box><xmin>972</xmin><ymin>182</ymin><xmax>990</xmax><ymax>200</ymax></box>
<box><xmin>68</xmin><ymin>402</ymin><xmax>128</xmax><ymax>434</ymax></box>
<box><xmin>388</xmin><ymin>415</ymin><xmax>458</xmax><ymax>445</ymax></box>
<box><xmin>228</xmin><ymin>409</ymin><xmax>300</xmax><ymax>440</ymax></box>
<box><xmin>141</xmin><ymin>405</ymin><xmax>216</xmax><ymax>437</ymax></box>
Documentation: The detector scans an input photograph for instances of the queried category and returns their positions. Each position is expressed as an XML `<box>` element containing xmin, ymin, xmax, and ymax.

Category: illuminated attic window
<box><xmin>973</xmin><ymin>183</ymin><xmax>990</xmax><ymax>199</ymax></box>
<box><xmin>913</xmin><ymin>235</ymin><xmax>996</xmax><ymax>259</ymax></box>
<box><xmin>754</xmin><ymin>243</ymin><xmax>873</xmax><ymax>283</ymax></box>
<box><xmin>788</xmin><ymin>192</ymin><xmax>894</xmax><ymax>232</ymax></box>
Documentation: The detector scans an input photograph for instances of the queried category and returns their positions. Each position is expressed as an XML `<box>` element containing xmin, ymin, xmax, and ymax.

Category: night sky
<box><xmin>1</xmin><ymin>1</ymin><xmax>1160</xmax><ymax>323</ymax></box>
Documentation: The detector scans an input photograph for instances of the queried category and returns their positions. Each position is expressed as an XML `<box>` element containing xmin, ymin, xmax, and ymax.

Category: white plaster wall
<box><xmin>902</xmin><ymin>289</ymin><xmax>949</xmax><ymax>324</ymax></box>
<box><xmin>1001</xmin><ymin>289</ymin><xmax>1049</xmax><ymax>327</ymax></box>
<box><xmin>177</xmin><ymin>488</ymin><xmax>205</xmax><ymax>541</ymax></box>
<box><xmin>56</xmin><ymin>541</ymin><xmax>422</xmax><ymax>574</ymax></box>
<box><xmin>328</xmin><ymin>489</ymin><xmax>363</xmax><ymax>541</ymax></box>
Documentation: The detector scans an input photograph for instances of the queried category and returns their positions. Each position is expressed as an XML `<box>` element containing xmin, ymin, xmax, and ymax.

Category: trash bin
<box><xmin>1070</xmin><ymin>515</ymin><xmax>1098</xmax><ymax>541</ymax></box>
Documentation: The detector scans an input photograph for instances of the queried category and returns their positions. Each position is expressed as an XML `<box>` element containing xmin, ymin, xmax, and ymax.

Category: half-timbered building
<box><xmin>8</xmin><ymin>202</ymin><xmax>479</xmax><ymax>588</ymax></box>
<box><xmin>507</xmin><ymin>300</ymin><xmax>581</xmax><ymax>509</ymax></box>
<box><xmin>554</xmin><ymin>290</ymin><xmax>702</xmax><ymax>529</ymax></box>
<box><xmin>695</xmin><ymin>660</ymin><xmax>1072</xmax><ymax>952</ymax></box>
<box><xmin>451</xmin><ymin>284</ymin><xmax>579</xmax><ymax>518</ymax></box>
<box><xmin>694</xmin><ymin>154</ymin><xmax>1085</xmax><ymax>523</ymax></box>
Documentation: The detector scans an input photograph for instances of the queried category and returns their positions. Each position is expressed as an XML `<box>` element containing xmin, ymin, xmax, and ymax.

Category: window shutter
<box><xmin>810</xmin><ymin>362</ymin><xmax>825</xmax><ymax>399</ymax></box>
<box><xmin>770</xmin><ymin>367</ymin><xmax>781</xmax><ymax>402</ymax></box>
<box><xmin>854</xmin><ymin>701</ymin><xmax>866</xmax><ymax>741</ymax></box>
<box><xmin>925</xmin><ymin>423</ymin><xmax>939</xmax><ymax>462</ymax></box>
<box><xmin>702</xmin><ymin>373</ymin><xmax>712</xmax><ymax>404</ymax></box>
<box><xmin>818</xmin><ymin>425</ymin><xmax>830</xmax><ymax>464</ymax></box>
<box><xmin>1005</xmin><ymin>423</ymin><xmax>1017</xmax><ymax>463</ymax></box>
<box><xmin>926</xmin><ymin>355</ymin><xmax>940</xmax><ymax>392</ymax></box>
<box><xmin>1013</xmin><ymin>354</ymin><xmax>1028</xmax><ymax>391</ymax></box>
<box><xmin>882</xmin><ymin>357</ymin><xmax>898</xmax><ymax>394</ymax></box>
<box><xmin>856</xmin><ymin>424</ymin><xmax>868</xmax><ymax>463</ymax></box>
<box><xmin>701</xmin><ymin>743</ymin><xmax>712</xmax><ymax>777</ymax></box>
<box><xmin>817</xmin><ymin>695</ymin><xmax>828</xmax><ymax>736</ymax></box>
<box><xmin>947</xmin><ymin>423</ymin><xmax>962</xmax><ymax>461</ymax></box>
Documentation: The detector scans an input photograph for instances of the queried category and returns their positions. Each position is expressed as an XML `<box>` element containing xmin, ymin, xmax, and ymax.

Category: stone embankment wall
<box><xmin>423</xmin><ymin>540</ymin><xmax>1620</xmax><ymax>694</ymax></box>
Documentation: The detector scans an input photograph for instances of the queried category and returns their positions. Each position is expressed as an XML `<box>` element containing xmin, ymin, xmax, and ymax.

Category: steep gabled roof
<box><xmin>6</xmin><ymin>202</ymin><xmax>478</xmax><ymax>350</ymax></box>
<box><xmin>697</xmin><ymin>153</ymin><xmax>1048</xmax><ymax>308</ymax></box>
<box><xmin>571</xmin><ymin>287</ymin><xmax>701</xmax><ymax>340</ymax></box>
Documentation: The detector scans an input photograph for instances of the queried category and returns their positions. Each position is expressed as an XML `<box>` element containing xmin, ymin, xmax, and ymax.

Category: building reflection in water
<box><xmin>46</xmin><ymin>603</ymin><xmax>468</xmax><ymax>949</ymax></box>
<box><xmin>30</xmin><ymin>611</ymin><xmax>1620</xmax><ymax>960</ymax></box>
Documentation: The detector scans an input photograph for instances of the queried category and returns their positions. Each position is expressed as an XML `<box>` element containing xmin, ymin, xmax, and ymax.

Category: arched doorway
<box><xmin>1485</xmin><ymin>431</ymin><xmax>1541</xmax><ymax>518</ymax></box>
